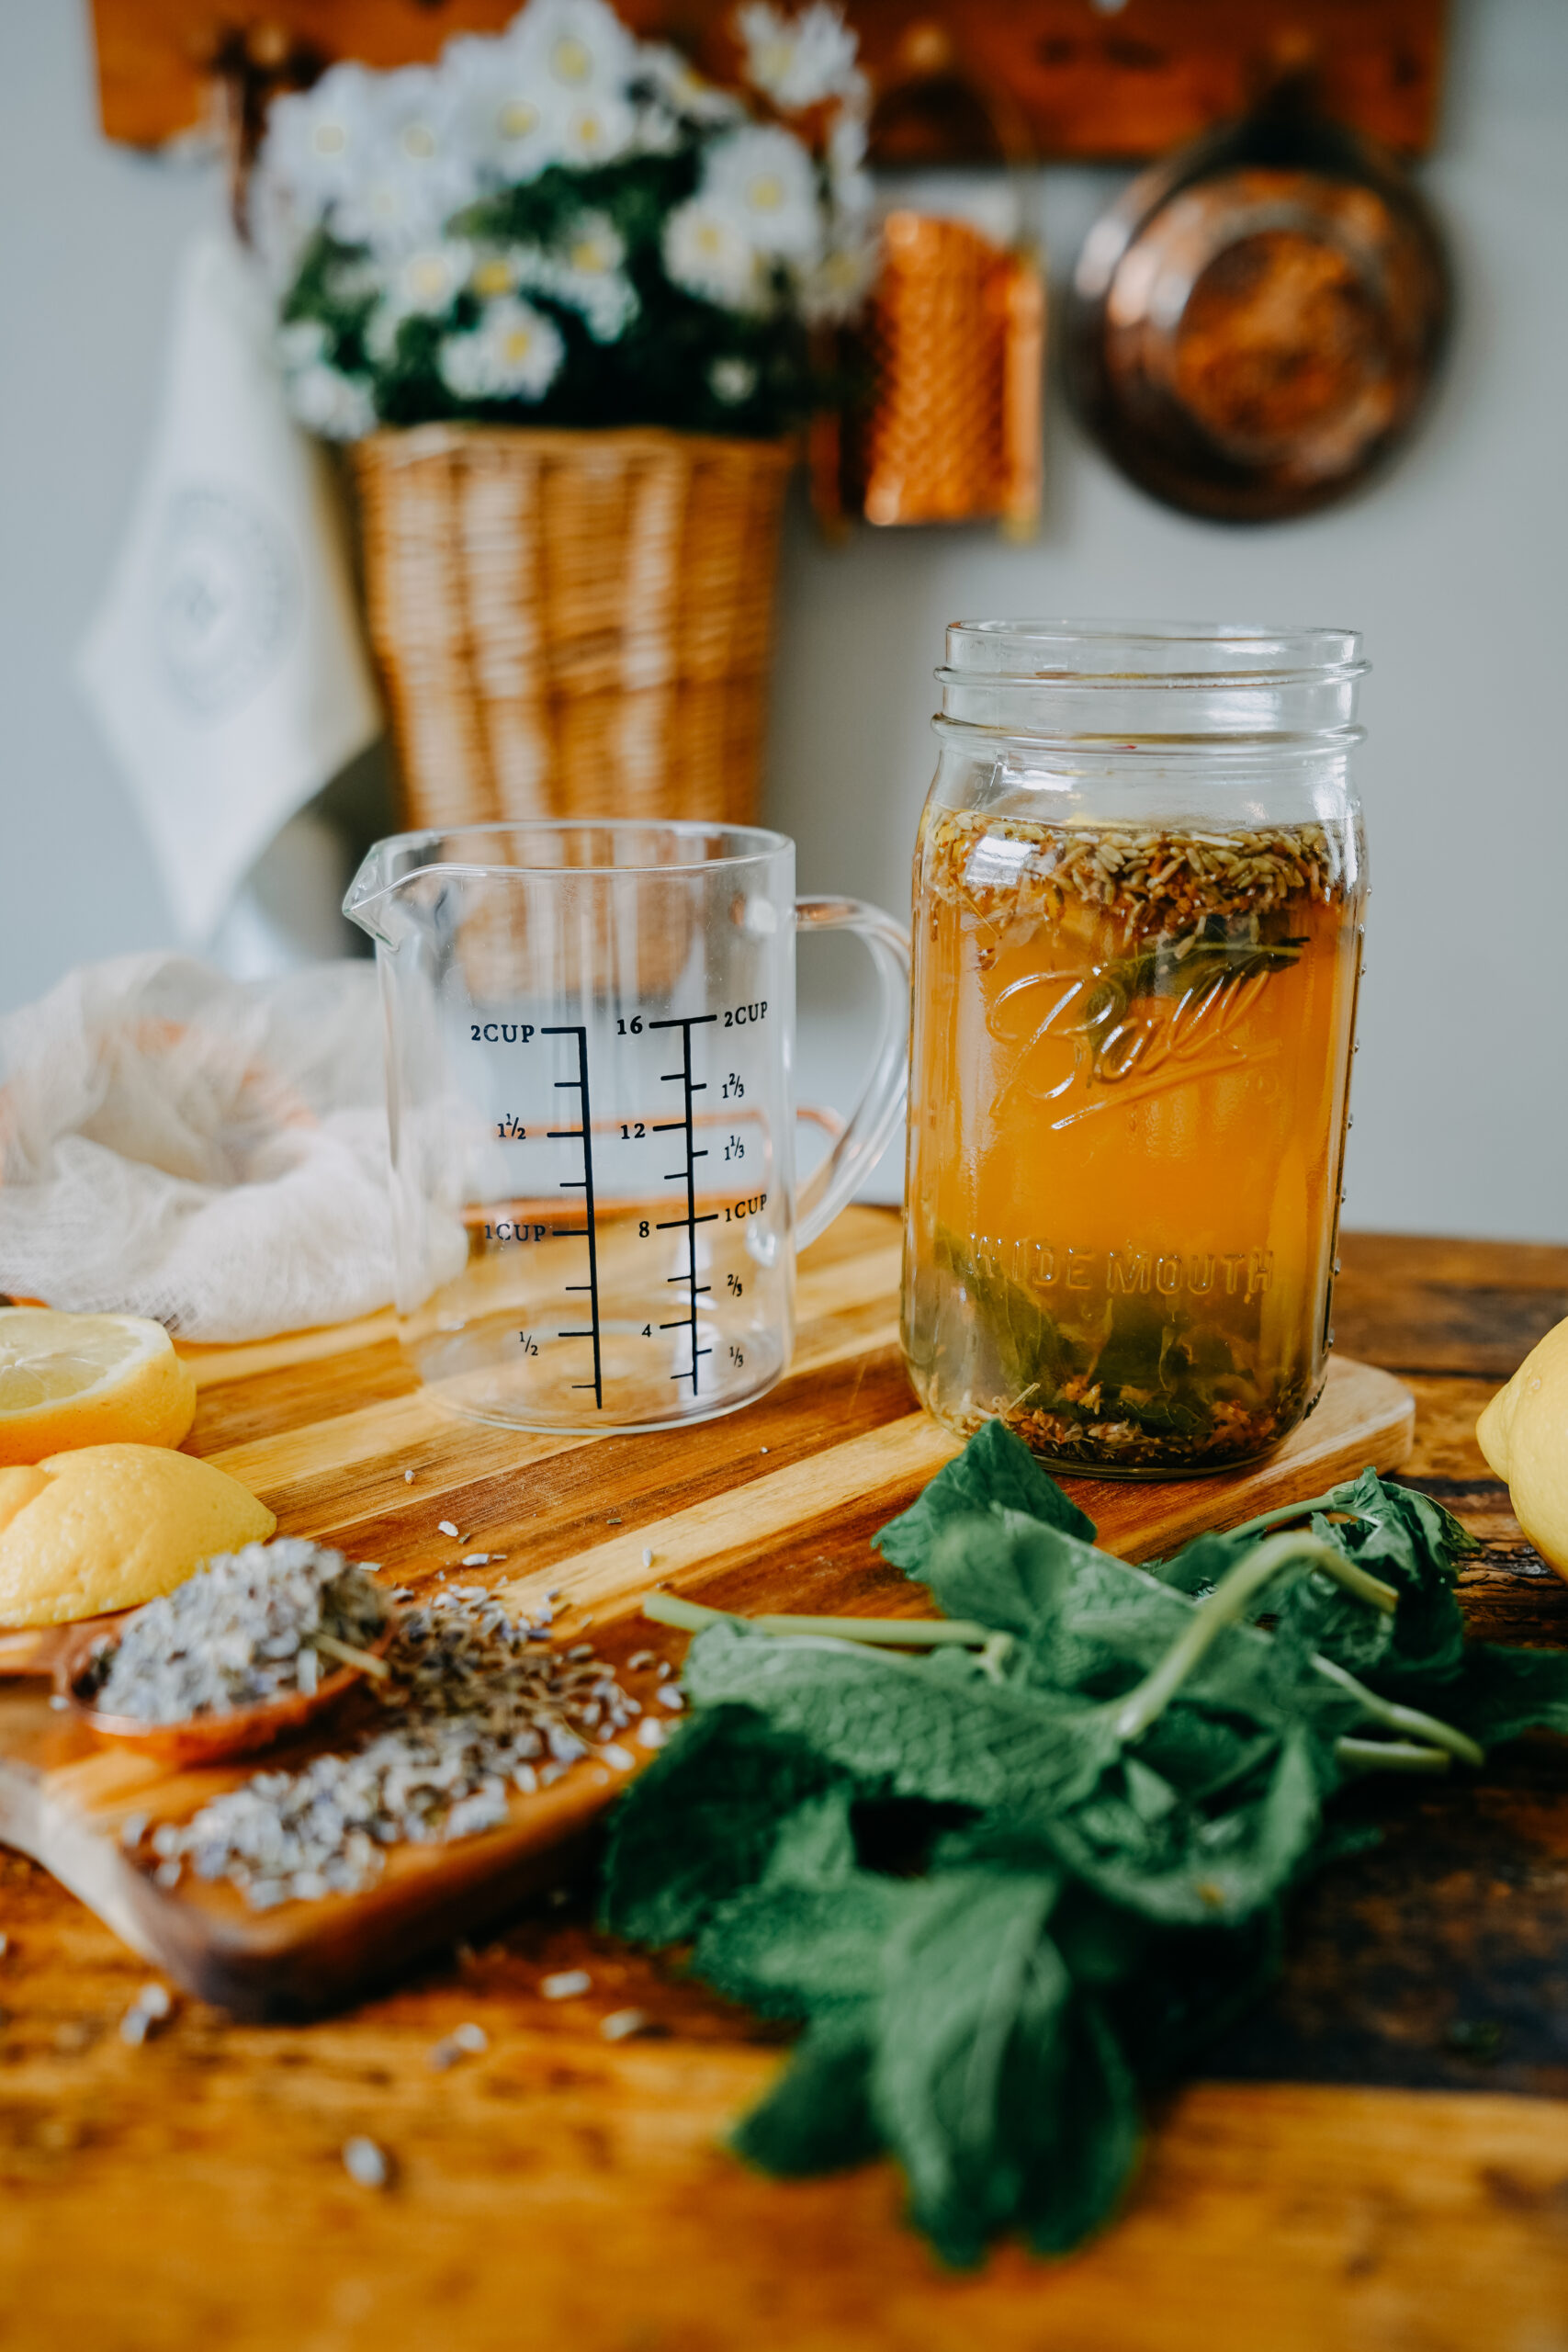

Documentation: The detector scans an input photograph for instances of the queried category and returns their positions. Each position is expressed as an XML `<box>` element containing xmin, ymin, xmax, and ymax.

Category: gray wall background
<box><xmin>2</xmin><ymin>0</ymin><xmax>1563</xmax><ymax>1239</ymax></box>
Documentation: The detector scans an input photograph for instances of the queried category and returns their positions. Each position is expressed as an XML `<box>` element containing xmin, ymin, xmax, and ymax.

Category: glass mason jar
<box><xmin>902</xmin><ymin>621</ymin><xmax>1366</xmax><ymax>1476</ymax></box>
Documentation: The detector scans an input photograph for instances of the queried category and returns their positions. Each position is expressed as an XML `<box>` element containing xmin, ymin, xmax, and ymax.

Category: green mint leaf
<box><xmin>731</xmin><ymin>2008</ymin><xmax>882</xmax><ymax>2177</ymax></box>
<box><xmin>1039</xmin><ymin>1724</ymin><xmax>1325</xmax><ymax>1928</ymax></box>
<box><xmin>871</xmin><ymin>1871</ymin><xmax>1064</xmax><ymax>2264</ymax></box>
<box><xmin>681</xmin><ymin>1621</ymin><xmax>1112</xmax><ymax>1815</ymax></box>
<box><xmin>1319</xmin><ymin>1471</ymin><xmax>1470</xmax><ymax>1689</ymax></box>
<box><xmin>874</xmin><ymin>1419</ymin><xmax>1097</xmax><ymax>1576</ymax></box>
<box><xmin>1333</xmin><ymin>1471</ymin><xmax>1483</xmax><ymax>1564</ymax></box>
<box><xmin>914</xmin><ymin>1510</ymin><xmax>1097</xmax><ymax>1648</ymax></box>
<box><xmin>870</xmin><ymin>1871</ymin><xmax>1138</xmax><ymax>2266</ymax></box>
<box><xmin>1019</xmin><ymin>1994</ymin><xmax>1142</xmax><ymax>2258</ymax></box>
<box><xmin>599</xmin><ymin>1706</ymin><xmax>843</xmax><ymax>1945</ymax></box>
<box><xmin>1148</xmin><ymin>1529</ymin><xmax>1238</xmax><ymax>1597</ymax></box>
<box><xmin>694</xmin><ymin>1871</ymin><xmax>913</xmax><ymax>2020</ymax></box>
<box><xmin>1268</xmin><ymin>1535</ymin><xmax>1397</xmax><ymax>1681</ymax></box>
<box><xmin>688</xmin><ymin>1781</ymin><xmax>905</xmax><ymax>2018</ymax></box>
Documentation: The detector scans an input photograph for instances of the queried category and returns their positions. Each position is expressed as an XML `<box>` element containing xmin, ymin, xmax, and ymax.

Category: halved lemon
<box><xmin>0</xmin><ymin>1308</ymin><xmax>197</xmax><ymax>1464</ymax></box>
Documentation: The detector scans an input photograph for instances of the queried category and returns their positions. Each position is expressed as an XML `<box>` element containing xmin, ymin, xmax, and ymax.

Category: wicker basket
<box><xmin>351</xmin><ymin>424</ymin><xmax>795</xmax><ymax>832</ymax></box>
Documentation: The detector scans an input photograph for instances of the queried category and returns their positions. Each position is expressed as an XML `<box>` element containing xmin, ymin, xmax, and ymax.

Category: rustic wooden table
<box><xmin>4</xmin><ymin>1213</ymin><xmax>1567</xmax><ymax>2352</ymax></box>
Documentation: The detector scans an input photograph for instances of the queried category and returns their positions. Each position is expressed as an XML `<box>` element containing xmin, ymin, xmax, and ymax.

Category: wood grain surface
<box><xmin>4</xmin><ymin>1211</ymin><xmax>1568</xmax><ymax>2352</ymax></box>
<box><xmin>0</xmin><ymin>1212</ymin><xmax>1410</xmax><ymax>2018</ymax></box>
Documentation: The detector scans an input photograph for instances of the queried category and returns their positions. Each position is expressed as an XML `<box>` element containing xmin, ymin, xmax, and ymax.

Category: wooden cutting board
<box><xmin>0</xmin><ymin>1208</ymin><xmax>1413</xmax><ymax>2018</ymax></box>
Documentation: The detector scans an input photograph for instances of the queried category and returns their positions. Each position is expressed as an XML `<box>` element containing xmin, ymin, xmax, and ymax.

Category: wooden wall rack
<box><xmin>91</xmin><ymin>0</ymin><xmax>1447</xmax><ymax>164</ymax></box>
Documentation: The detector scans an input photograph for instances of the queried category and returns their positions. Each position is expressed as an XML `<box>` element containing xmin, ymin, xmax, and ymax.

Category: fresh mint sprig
<box><xmin>603</xmin><ymin>1424</ymin><xmax>1563</xmax><ymax>2266</ymax></box>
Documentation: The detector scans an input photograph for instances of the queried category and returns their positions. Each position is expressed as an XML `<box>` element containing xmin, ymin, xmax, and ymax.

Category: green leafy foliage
<box><xmin>874</xmin><ymin>1416</ymin><xmax>1099</xmax><ymax>1568</ymax></box>
<box><xmin>600</xmin><ymin>1423</ymin><xmax>1568</xmax><ymax>2267</ymax></box>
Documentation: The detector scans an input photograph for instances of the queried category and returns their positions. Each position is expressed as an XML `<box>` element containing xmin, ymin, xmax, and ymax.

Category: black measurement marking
<box><xmin>648</xmin><ymin>1013</ymin><xmax>718</xmax><ymax>1394</ymax></box>
<box><xmin>541</xmin><ymin>1025</ymin><xmax>603</xmax><ymax>1408</ymax></box>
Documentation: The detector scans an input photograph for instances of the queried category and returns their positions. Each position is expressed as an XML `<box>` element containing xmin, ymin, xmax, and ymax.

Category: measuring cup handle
<box><xmin>793</xmin><ymin>897</ymin><xmax>911</xmax><ymax>1253</ymax></box>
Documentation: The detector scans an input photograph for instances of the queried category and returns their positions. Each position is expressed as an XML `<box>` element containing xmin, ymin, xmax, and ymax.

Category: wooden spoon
<box><xmin>0</xmin><ymin>1616</ymin><xmax>128</xmax><ymax>1679</ymax></box>
<box><xmin>1</xmin><ymin>1611</ymin><xmax>400</xmax><ymax>1768</ymax></box>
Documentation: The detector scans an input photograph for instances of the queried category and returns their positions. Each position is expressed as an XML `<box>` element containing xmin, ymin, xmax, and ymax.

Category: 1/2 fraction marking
<box><xmin>541</xmin><ymin>1024</ymin><xmax>603</xmax><ymax>1408</ymax></box>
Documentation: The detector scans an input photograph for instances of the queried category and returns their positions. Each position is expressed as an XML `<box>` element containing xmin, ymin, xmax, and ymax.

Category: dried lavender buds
<box><xmin>143</xmin><ymin>1586</ymin><xmax>640</xmax><ymax>1909</ymax></box>
<box><xmin>83</xmin><ymin>1540</ymin><xmax>390</xmax><ymax>1724</ymax></box>
<box><xmin>925</xmin><ymin>809</ymin><xmax>1342</xmax><ymax>943</ymax></box>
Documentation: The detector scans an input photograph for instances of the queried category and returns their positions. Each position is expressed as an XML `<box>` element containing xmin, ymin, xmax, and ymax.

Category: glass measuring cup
<box><xmin>344</xmin><ymin>822</ymin><xmax>910</xmax><ymax>1432</ymax></box>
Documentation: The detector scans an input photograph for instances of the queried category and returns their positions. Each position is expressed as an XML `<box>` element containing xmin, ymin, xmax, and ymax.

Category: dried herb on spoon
<box><xmin>601</xmin><ymin>1423</ymin><xmax>1568</xmax><ymax>2266</ymax></box>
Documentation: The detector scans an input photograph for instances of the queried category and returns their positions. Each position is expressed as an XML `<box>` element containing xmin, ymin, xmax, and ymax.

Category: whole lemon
<box><xmin>1477</xmin><ymin>1317</ymin><xmax>1568</xmax><ymax>1577</ymax></box>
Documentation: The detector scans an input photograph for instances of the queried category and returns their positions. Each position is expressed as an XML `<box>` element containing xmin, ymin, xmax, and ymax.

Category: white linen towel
<box><xmin>77</xmin><ymin>229</ymin><xmax>382</xmax><ymax>946</ymax></box>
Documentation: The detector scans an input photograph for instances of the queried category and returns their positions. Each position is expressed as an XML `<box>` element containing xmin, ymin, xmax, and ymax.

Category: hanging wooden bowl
<box><xmin>1066</xmin><ymin>90</ymin><xmax>1451</xmax><ymax>523</ymax></box>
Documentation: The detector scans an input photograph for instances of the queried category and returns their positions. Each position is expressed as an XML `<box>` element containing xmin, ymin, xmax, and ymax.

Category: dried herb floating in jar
<box><xmin>904</xmin><ymin>808</ymin><xmax>1361</xmax><ymax>1473</ymax></box>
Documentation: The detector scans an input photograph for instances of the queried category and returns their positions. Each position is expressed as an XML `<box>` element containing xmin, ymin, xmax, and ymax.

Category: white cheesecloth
<box><xmin>0</xmin><ymin>954</ymin><xmax>394</xmax><ymax>1340</ymax></box>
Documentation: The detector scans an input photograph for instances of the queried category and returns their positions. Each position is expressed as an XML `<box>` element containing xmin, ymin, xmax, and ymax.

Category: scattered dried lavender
<box><xmin>342</xmin><ymin>2136</ymin><xmax>392</xmax><ymax>2189</ymax></box>
<box><xmin>118</xmin><ymin>1982</ymin><xmax>174</xmax><ymax>2046</ymax></box>
<box><xmin>84</xmin><ymin>1540</ymin><xmax>390</xmax><ymax>1724</ymax></box>
<box><xmin>144</xmin><ymin>1586</ymin><xmax>640</xmax><ymax>1910</ymax></box>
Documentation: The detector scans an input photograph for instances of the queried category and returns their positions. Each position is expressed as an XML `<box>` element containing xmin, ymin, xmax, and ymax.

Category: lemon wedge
<box><xmin>0</xmin><ymin>1444</ymin><xmax>276</xmax><ymax>1627</ymax></box>
<box><xmin>1477</xmin><ymin>1315</ymin><xmax>1568</xmax><ymax>1577</ymax></box>
<box><xmin>0</xmin><ymin>1308</ymin><xmax>197</xmax><ymax>1464</ymax></box>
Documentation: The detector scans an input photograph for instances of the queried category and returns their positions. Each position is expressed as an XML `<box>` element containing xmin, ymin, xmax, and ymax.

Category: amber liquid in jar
<box><xmin>903</xmin><ymin>808</ymin><xmax>1362</xmax><ymax>1474</ymax></box>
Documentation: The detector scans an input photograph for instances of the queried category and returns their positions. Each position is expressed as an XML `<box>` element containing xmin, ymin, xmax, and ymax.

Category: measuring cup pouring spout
<box><xmin>344</xmin><ymin>822</ymin><xmax>912</xmax><ymax>1437</ymax></box>
<box><xmin>343</xmin><ymin>834</ymin><xmax>473</xmax><ymax>950</ymax></box>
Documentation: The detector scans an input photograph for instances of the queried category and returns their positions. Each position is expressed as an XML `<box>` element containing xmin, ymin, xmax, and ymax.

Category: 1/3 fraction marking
<box><xmin>649</xmin><ymin>1013</ymin><xmax>718</xmax><ymax>1394</ymax></box>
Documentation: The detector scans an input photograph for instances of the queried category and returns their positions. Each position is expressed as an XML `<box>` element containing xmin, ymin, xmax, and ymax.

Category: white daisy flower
<box><xmin>260</xmin><ymin>62</ymin><xmax>379</xmax><ymax>224</ymax></box>
<box><xmin>639</xmin><ymin>42</ymin><xmax>745</xmax><ymax>126</ymax></box>
<box><xmin>439</xmin><ymin>296</ymin><xmax>566</xmax><ymax>401</ymax></box>
<box><xmin>525</xmin><ymin>0</ymin><xmax>639</xmax><ymax>100</ymax></box>
<box><xmin>662</xmin><ymin>200</ymin><xmax>767</xmax><ymax>313</ymax></box>
<box><xmin>333</xmin><ymin>68</ymin><xmax>478</xmax><ymax>255</ymax></box>
<box><xmin>254</xmin><ymin>62</ymin><xmax>385</xmax><ymax>284</ymax></box>
<box><xmin>736</xmin><ymin>4</ymin><xmax>862</xmax><ymax>113</ymax></box>
<box><xmin>495</xmin><ymin>217</ymin><xmax>637</xmax><ymax>343</ymax></box>
<box><xmin>455</xmin><ymin>0</ymin><xmax>640</xmax><ymax>182</ymax></box>
<box><xmin>708</xmin><ymin>356</ymin><xmax>760</xmax><ymax>405</ymax></box>
<box><xmin>553</xmin><ymin>93</ymin><xmax>637</xmax><ymax>165</ymax></box>
<box><xmin>366</xmin><ymin>239</ymin><xmax>474</xmax><ymax>357</ymax></box>
<box><xmin>287</xmin><ymin>361</ymin><xmax>378</xmax><ymax>441</ymax></box>
<box><xmin>447</xmin><ymin>35</ymin><xmax>568</xmax><ymax>186</ymax></box>
<box><xmin>700</xmin><ymin>126</ymin><xmax>823</xmax><ymax>264</ymax></box>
